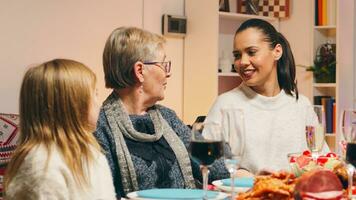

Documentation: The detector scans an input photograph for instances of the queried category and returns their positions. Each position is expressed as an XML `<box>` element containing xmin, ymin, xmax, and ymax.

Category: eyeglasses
<box><xmin>143</xmin><ymin>61</ymin><xmax>171</xmax><ymax>74</ymax></box>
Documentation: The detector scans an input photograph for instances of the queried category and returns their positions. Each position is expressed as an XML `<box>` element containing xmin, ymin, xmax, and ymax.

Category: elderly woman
<box><xmin>94</xmin><ymin>27</ymin><xmax>229</xmax><ymax>198</ymax></box>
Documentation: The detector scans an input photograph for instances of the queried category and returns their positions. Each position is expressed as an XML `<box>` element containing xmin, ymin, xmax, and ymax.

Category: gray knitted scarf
<box><xmin>103</xmin><ymin>92</ymin><xmax>195</xmax><ymax>195</ymax></box>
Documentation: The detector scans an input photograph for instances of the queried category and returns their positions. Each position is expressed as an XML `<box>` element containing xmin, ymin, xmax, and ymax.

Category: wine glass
<box><xmin>189</xmin><ymin>122</ymin><xmax>224</xmax><ymax>199</ymax></box>
<box><xmin>221</xmin><ymin>109</ymin><xmax>245</xmax><ymax>199</ymax></box>
<box><xmin>305</xmin><ymin>105</ymin><xmax>326</xmax><ymax>160</ymax></box>
<box><xmin>340</xmin><ymin>109</ymin><xmax>356</xmax><ymax>198</ymax></box>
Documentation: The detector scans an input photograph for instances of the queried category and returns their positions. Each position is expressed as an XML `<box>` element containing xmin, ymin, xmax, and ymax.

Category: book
<box><xmin>321</xmin><ymin>97</ymin><xmax>334</xmax><ymax>133</ymax></box>
<box><xmin>327</xmin><ymin>0</ymin><xmax>336</xmax><ymax>26</ymax></box>
<box><xmin>315</xmin><ymin>0</ymin><xmax>319</xmax><ymax>25</ymax></box>
<box><xmin>332</xmin><ymin>102</ymin><xmax>336</xmax><ymax>133</ymax></box>
<box><xmin>318</xmin><ymin>0</ymin><xmax>323</xmax><ymax>26</ymax></box>
<box><xmin>322</xmin><ymin>0</ymin><xmax>327</xmax><ymax>26</ymax></box>
<box><xmin>314</xmin><ymin>95</ymin><xmax>331</xmax><ymax>105</ymax></box>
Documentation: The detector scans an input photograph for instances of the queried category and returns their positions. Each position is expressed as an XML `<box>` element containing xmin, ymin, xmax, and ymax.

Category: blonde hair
<box><xmin>103</xmin><ymin>26</ymin><xmax>166</xmax><ymax>89</ymax></box>
<box><xmin>4</xmin><ymin>59</ymin><xmax>100</xmax><ymax>190</ymax></box>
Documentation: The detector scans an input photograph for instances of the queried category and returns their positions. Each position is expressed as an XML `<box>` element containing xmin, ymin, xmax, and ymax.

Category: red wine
<box><xmin>189</xmin><ymin>141</ymin><xmax>224</xmax><ymax>166</ymax></box>
<box><xmin>346</xmin><ymin>143</ymin><xmax>356</xmax><ymax>167</ymax></box>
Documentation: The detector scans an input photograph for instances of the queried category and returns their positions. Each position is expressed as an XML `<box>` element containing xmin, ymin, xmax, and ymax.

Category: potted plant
<box><xmin>300</xmin><ymin>42</ymin><xmax>336</xmax><ymax>83</ymax></box>
<box><xmin>306</xmin><ymin>55</ymin><xmax>336</xmax><ymax>83</ymax></box>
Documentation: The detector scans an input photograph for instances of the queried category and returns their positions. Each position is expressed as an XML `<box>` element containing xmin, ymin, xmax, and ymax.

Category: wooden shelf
<box><xmin>218</xmin><ymin>12</ymin><xmax>278</xmax><ymax>22</ymax></box>
<box><xmin>314</xmin><ymin>25</ymin><xmax>336</xmax><ymax>30</ymax></box>
<box><xmin>218</xmin><ymin>72</ymin><xmax>239</xmax><ymax>77</ymax></box>
<box><xmin>313</xmin><ymin>83</ymin><xmax>336</xmax><ymax>88</ymax></box>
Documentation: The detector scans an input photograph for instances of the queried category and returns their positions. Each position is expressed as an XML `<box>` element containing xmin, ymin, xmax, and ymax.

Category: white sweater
<box><xmin>5</xmin><ymin>145</ymin><xmax>116</xmax><ymax>200</ymax></box>
<box><xmin>206</xmin><ymin>84</ymin><xmax>329</xmax><ymax>173</ymax></box>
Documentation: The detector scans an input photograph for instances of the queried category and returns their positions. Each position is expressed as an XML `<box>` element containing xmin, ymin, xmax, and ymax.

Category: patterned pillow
<box><xmin>0</xmin><ymin>113</ymin><xmax>19</xmax><ymax>198</ymax></box>
<box><xmin>0</xmin><ymin>113</ymin><xmax>19</xmax><ymax>162</ymax></box>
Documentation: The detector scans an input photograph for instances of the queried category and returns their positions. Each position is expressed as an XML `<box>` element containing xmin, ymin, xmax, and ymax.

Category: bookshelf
<box><xmin>311</xmin><ymin>0</ymin><xmax>337</xmax><ymax>151</ymax></box>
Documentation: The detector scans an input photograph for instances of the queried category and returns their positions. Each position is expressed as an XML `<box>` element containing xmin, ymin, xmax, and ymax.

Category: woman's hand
<box><xmin>235</xmin><ymin>169</ymin><xmax>254</xmax><ymax>177</ymax></box>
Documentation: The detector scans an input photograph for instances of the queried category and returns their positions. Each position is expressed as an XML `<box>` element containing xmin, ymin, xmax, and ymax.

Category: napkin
<box><xmin>221</xmin><ymin>177</ymin><xmax>254</xmax><ymax>188</ymax></box>
<box><xmin>137</xmin><ymin>188</ymin><xmax>219</xmax><ymax>199</ymax></box>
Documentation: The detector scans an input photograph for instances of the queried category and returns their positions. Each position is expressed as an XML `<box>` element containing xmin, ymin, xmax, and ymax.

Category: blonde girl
<box><xmin>4</xmin><ymin>59</ymin><xmax>116</xmax><ymax>200</ymax></box>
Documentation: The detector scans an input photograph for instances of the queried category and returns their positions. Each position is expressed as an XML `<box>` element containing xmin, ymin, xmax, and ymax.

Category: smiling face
<box><xmin>233</xmin><ymin>28</ymin><xmax>282</xmax><ymax>93</ymax></box>
<box><xmin>142</xmin><ymin>48</ymin><xmax>170</xmax><ymax>103</ymax></box>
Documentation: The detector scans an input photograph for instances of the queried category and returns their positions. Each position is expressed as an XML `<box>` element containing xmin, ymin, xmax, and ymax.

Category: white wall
<box><xmin>0</xmin><ymin>0</ymin><xmax>185</xmax><ymax>117</ymax></box>
<box><xmin>183</xmin><ymin>0</ymin><xmax>219</xmax><ymax>124</ymax></box>
<box><xmin>143</xmin><ymin>0</ymin><xmax>185</xmax><ymax>117</ymax></box>
<box><xmin>279</xmin><ymin>0</ymin><xmax>313</xmax><ymax>101</ymax></box>
<box><xmin>354</xmin><ymin>2</ymin><xmax>356</xmax><ymax>109</ymax></box>
<box><xmin>338</xmin><ymin>0</ymin><xmax>355</xmax><ymax>110</ymax></box>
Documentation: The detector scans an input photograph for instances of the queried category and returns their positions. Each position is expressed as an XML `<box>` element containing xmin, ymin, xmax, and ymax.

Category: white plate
<box><xmin>126</xmin><ymin>188</ymin><xmax>229</xmax><ymax>200</ymax></box>
<box><xmin>212</xmin><ymin>180</ymin><xmax>251</xmax><ymax>193</ymax></box>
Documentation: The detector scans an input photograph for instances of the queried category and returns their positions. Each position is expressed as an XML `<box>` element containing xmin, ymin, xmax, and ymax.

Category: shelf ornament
<box><xmin>237</xmin><ymin>0</ymin><xmax>290</xmax><ymax>18</ymax></box>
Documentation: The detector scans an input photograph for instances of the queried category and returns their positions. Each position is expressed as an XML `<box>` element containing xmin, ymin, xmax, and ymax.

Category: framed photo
<box><xmin>219</xmin><ymin>0</ymin><xmax>230</xmax><ymax>12</ymax></box>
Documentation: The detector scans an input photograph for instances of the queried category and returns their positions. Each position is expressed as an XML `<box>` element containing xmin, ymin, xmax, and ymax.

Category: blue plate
<box><xmin>220</xmin><ymin>177</ymin><xmax>254</xmax><ymax>187</ymax></box>
<box><xmin>136</xmin><ymin>188</ymin><xmax>220</xmax><ymax>199</ymax></box>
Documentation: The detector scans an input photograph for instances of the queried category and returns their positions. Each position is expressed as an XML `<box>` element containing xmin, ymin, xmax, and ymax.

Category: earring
<box><xmin>139</xmin><ymin>82</ymin><xmax>144</xmax><ymax>93</ymax></box>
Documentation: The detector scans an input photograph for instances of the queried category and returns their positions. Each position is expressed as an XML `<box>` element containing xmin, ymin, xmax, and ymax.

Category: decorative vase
<box><xmin>314</xmin><ymin>73</ymin><xmax>336</xmax><ymax>83</ymax></box>
<box><xmin>219</xmin><ymin>51</ymin><xmax>232</xmax><ymax>73</ymax></box>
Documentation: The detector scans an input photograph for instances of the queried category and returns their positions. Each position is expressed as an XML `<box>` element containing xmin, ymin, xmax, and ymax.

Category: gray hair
<box><xmin>103</xmin><ymin>27</ymin><xmax>166</xmax><ymax>89</ymax></box>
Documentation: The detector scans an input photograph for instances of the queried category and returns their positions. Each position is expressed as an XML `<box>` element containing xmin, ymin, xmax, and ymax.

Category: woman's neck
<box><xmin>115</xmin><ymin>88</ymin><xmax>151</xmax><ymax>115</ymax></box>
<box><xmin>251</xmin><ymin>80</ymin><xmax>281</xmax><ymax>97</ymax></box>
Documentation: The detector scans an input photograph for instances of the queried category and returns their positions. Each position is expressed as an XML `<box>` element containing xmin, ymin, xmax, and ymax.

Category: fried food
<box><xmin>332</xmin><ymin>162</ymin><xmax>348</xmax><ymax>189</ymax></box>
<box><xmin>236</xmin><ymin>164</ymin><xmax>351</xmax><ymax>200</ymax></box>
<box><xmin>236</xmin><ymin>171</ymin><xmax>296</xmax><ymax>200</ymax></box>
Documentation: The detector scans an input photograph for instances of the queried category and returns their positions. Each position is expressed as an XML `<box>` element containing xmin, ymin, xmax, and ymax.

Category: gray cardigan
<box><xmin>94</xmin><ymin>105</ymin><xmax>229</xmax><ymax>198</ymax></box>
